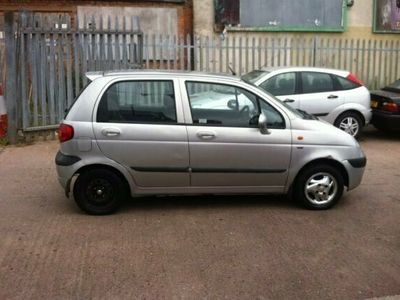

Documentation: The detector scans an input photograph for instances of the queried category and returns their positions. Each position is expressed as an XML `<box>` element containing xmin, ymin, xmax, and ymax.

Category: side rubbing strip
<box><xmin>131</xmin><ymin>167</ymin><xmax>189</xmax><ymax>173</ymax></box>
<box><xmin>191</xmin><ymin>168</ymin><xmax>287</xmax><ymax>173</ymax></box>
<box><xmin>131</xmin><ymin>167</ymin><xmax>286</xmax><ymax>174</ymax></box>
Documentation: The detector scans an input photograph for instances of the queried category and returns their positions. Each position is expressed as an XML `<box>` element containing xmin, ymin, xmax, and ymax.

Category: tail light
<box><xmin>58</xmin><ymin>123</ymin><xmax>74</xmax><ymax>143</ymax></box>
<box><xmin>346</xmin><ymin>73</ymin><xmax>364</xmax><ymax>86</ymax></box>
<box><xmin>382</xmin><ymin>102</ymin><xmax>399</xmax><ymax>113</ymax></box>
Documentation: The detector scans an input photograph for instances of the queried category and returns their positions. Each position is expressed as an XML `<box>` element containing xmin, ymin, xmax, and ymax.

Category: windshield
<box><xmin>384</xmin><ymin>79</ymin><xmax>400</xmax><ymax>92</ymax></box>
<box><xmin>241</xmin><ymin>70</ymin><xmax>269</xmax><ymax>84</ymax></box>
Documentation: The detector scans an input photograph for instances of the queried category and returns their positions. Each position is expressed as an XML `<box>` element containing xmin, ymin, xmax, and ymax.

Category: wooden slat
<box><xmin>187</xmin><ymin>34</ymin><xmax>191</xmax><ymax>71</ymax></box>
<box><xmin>48</xmin><ymin>31</ymin><xmax>56</xmax><ymax>124</ymax></box>
<box><xmin>20</xmin><ymin>15</ymin><xmax>29</xmax><ymax>129</ymax></box>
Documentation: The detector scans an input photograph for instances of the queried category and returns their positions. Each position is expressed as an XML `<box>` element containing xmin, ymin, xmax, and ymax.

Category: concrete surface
<box><xmin>0</xmin><ymin>128</ymin><xmax>399</xmax><ymax>299</ymax></box>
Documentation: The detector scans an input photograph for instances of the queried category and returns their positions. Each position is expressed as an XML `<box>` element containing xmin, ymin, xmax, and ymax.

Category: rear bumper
<box><xmin>55</xmin><ymin>151</ymin><xmax>82</xmax><ymax>192</ymax></box>
<box><xmin>371</xmin><ymin>110</ymin><xmax>400</xmax><ymax>130</ymax></box>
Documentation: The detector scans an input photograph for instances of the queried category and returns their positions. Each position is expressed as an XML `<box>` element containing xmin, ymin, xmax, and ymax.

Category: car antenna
<box><xmin>228</xmin><ymin>64</ymin><xmax>236</xmax><ymax>76</ymax></box>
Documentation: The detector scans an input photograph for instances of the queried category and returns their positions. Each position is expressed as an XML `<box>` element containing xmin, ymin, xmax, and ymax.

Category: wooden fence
<box><xmin>142</xmin><ymin>34</ymin><xmax>400</xmax><ymax>90</ymax></box>
<box><xmin>2</xmin><ymin>11</ymin><xmax>400</xmax><ymax>142</ymax></box>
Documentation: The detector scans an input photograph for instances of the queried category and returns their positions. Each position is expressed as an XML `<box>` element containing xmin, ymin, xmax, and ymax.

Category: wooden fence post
<box><xmin>4</xmin><ymin>12</ymin><xmax>17</xmax><ymax>144</ymax></box>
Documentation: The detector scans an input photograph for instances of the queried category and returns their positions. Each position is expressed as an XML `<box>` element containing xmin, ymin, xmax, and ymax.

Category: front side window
<box><xmin>97</xmin><ymin>80</ymin><xmax>177</xmax><ymax>124</ymax></box>
<box><xmin>301</xmin><ymin>72</ymin><xmax>334</xmax><ymax>94</ymax></box>
<box><xmin>186</xmin><ymin>81</ymin><xmax>284</xmax><ymax>129</ymax></box>
<box><xmin>259</xmin><ymin>72</ymin><xmax>296</xmax><ymax>96</ymax></box>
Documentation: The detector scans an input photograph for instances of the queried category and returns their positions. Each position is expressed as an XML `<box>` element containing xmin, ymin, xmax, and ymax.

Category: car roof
<box><xmin>86</xmin><ymin>69</ymin><xmax>241</xmax><ymax>82</ymax></box>
<box><xmin>258</xmin><ymin>66</ymin><xmax>350</xmax><ymax>77</ymax></box>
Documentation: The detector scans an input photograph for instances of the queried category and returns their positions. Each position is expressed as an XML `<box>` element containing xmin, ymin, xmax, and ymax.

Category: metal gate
<box><xmin>4</xmin><ymin>11</ymin><xmax>143</xmax><ymax>143</ymax></box>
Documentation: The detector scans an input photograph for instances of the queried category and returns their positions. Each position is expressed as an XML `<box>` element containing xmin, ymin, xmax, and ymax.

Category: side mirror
<box><xmin>258</xmin><ymin>113</ymin><xmax>270</xmax><ymax>135</ymax></box>
<box><xmin>227</xmin><ymin>99</ymin><xmax>238</xmax><ymax>110</ymax></box>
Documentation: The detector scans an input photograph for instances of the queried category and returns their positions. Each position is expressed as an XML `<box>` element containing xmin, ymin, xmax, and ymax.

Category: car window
<box><xmin>97</xmin><ymin>80</ymin><xmax>177</xmax><ymax>124</ymax></box>
<box><xmin>259</xmin><ymin>72</ymin><xmax>296</xmax><ymax>96</ymax></box>
<box><xmin>186</xmin><ymin>81</ymin><xmax>259</xmax><ymax>127</ymax></box>
<box><xmin>301</xmin><ymin>72</ymin><xmax>333</xmax><ymax>94</ymax></box>
<box><xmin>259</xmin><ymin>100</ymin><xmax>285</xmax><ymax>129</ymax></box>
<box><xmin>335</xmin><ymin>75</ymin><xmax>360</xmax><ymax>90</ymax></box>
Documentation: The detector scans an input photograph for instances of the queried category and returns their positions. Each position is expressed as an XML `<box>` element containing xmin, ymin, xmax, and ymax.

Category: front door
<box><xmin>93</xmin><ymin>79</ymin><xmax>189</xmax><ymax>187</ymax></box>
<box><xmin>183</xmin><ymin>81</ymin><xmax>292</xmax><ymax>190</ymax></box>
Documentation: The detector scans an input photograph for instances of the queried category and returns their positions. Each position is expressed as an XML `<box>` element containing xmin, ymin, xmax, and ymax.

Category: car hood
<box><xmin>290</xmin><ymin>118</ymin><xmax>358</xmax><ymax>148</ymax></box>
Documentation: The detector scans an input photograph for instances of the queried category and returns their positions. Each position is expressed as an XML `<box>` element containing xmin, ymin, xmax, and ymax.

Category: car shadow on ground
<box><xmin>120</xmin><ymin>194</ymin><xmax>298</xmax><ymax>213</ymax></box>
<box><xmin>360</xmin><ymin>125</ymin><xmax>400</xmax><ymax>142</ymax></box>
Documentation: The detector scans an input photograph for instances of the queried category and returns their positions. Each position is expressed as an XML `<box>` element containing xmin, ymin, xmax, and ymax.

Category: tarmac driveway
<box><xmin>0</xmin><ymin>128</ymin><xmax>399</xmax><ymax>299</ymax></box>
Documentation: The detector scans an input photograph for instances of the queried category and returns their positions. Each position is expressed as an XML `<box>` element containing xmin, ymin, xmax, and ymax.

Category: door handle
<box><xmin>327</xmin><ymin>95</ymin><xmax>338</xmax><ymax>99</ymax></box>
<box><xmin>101</xmin><ymin>128</ymin><xmax>121</xmax><ymax>137</ymax></box>
<box><xmin>283</xmin><ymin>99</ymin><xmax>295</xmax><ymax>103</ymax></box>
<box><xmin>197</xmin><ymin>131</ymin><xmax>216</xmax><ymax>139</ymax></box>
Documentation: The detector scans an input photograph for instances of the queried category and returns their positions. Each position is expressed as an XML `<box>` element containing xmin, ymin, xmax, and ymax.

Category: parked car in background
<box><xmin>242</xmin><ymin>67</ymin><xmax>372</xmax><ymax>138</ymax></box>
<box><xmin>370</xmin><ymin>79</ymin><xmax>400</xmax><ymax>132</ymax></box>
<box><xmin>56</xmin><ymin>70</ymin><xmax>366</xmax><ymax>215</ymax></box>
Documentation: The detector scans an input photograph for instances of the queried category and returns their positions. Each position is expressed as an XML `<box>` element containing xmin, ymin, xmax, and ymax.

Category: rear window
<box><xmin>301</xmin><ymin>72</ymin><xmax>334</xmax><ymax>94</ymax></box>
<box><xmin>64</xmin><ymin>80</ymin><xmax>92</xmax><ymax>119</ymax></box>
<box><xmin>335</xmin><ymin>76</ymin><xmax>360</xmax><ymax>90</ymax></box>
<box><xmin>241</xmin><ymin>70</ymin><xmax>269</xmax><ymax>84</ymax></box>
<box><xmin>97</xmin><ymin>80</ymin><xmax>177</xmax><ymax>124</ymax></box>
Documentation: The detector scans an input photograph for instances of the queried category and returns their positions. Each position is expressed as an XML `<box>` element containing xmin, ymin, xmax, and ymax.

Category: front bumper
<box><xmin>343</xmin><ymin>155</ymin><xmax>367</xmax><ymax>191</ymax></box>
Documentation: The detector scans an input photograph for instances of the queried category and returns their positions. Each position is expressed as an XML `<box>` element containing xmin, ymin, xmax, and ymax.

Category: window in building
<box><xmin>373</xmin><ymin>0</ymin><xmax>400</xmax><ymax>33</ymax></box>
<box><xmin>214</xmin><ymin>0</ymin><xmax>347</xmax><ymax>32</ymax></box>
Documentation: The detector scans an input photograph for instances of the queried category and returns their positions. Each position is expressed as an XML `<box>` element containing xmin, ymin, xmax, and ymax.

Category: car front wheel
<box><xmin>294</xmin><ymin>164</ymin><xmax>344</xmax><ymax>210</ymax></box>
<box><xmin>334</xmin><ymin>112</ymin><xmax>363</xmax><ymax>138</ymax></box>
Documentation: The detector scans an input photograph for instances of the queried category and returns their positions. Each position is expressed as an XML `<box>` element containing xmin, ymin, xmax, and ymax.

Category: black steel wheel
<box><xmin>73</xmin><ymin>168</ymin><xmax>127</xmax><ymax>215</ymax></box>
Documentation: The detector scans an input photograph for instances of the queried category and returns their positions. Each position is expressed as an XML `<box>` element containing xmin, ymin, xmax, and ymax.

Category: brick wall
<box><xmin>0</xmin><ymin>0</ymin><xmax>193</xmax><ymax>36</ymax></box>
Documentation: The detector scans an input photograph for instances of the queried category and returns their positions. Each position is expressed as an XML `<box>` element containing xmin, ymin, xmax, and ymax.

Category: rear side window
<box><xmin>335</xmin><ymin>75</ymin><xmax>360</xmax><ymax>90</ymax></box>
<box><xmin>259</xmin><ymin>72</ymin><xmax>296</xmax><ymax>96</ymax></box>
<box><xmin>301</xmin><ymin>72</ymin><xmax>333</xmax><ymax>94</ymax></box>
<box><xmin>97</xmin><ymin>80</ymin><xmax>177</xmax><ymax>124</ymax></box>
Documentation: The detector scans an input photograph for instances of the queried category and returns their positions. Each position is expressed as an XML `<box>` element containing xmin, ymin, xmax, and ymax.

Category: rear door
<box><xmin>296</xmin><ymin>72</ymin><xmax>345</xmax><ymax>118</ymax></box>
<box><xmin>92</xmin><ymin>78</ymin><xmax>190</xmax><ymax>187</ymax></box>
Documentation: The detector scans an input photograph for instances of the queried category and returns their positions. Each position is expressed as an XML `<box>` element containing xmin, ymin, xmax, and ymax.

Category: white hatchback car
<box><xmin>242</xmin><ymin>67</ymin><xmax>372</xmax><ymax>138</ymax></box>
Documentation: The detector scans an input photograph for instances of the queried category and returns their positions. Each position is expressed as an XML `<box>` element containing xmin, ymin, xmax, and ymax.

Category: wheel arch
<box><xmin>72</xmin><ymin>163</ymin><xmax>132</xmax><ymax>196</ymax></box>
<box><xmin>292</xmin><ymin>158</ymin><xmax>349</xmax><ymax>190</ymax></box>
<box><xmin>334</xmin><ymin>109</ymin><xmax>366</xmax><ymax>126</ymax></box>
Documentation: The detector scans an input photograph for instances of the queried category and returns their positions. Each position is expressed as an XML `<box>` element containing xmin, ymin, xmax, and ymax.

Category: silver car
<box><xmin>55</xmin><ymin>70</ymin><xmax>366</xmax><ymax>215</ymax></box>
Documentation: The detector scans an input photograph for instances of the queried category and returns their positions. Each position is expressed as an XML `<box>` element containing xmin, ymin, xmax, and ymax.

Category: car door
<box><xmin>182</xmin><ymin>80</ymin><xmax>292</xmax><ymax>191</ymax></box>
<box><xmin>296</xmin><ymin>72</ymin><xmax>344</xmax><ymax>118</ymax></box>
<box><xmin>92</xmin><ymin>78</ymin><xmax>190</xmax><ymax>187</ymax></box>
<box><xmin>258</xmin><ymin>72</ymin><xmax>300</xmax><ymax>109</ymax></box>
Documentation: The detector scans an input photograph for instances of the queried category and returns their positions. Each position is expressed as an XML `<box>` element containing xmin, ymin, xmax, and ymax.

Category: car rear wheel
<box><xmin>73</xmin><ymin>168</ymin><xmax>128</xmax><ymax>215</ymax></box>
<box><xmin>294</xmin><ymin>164</ymin><xmax>344</xmax><ymax>210</ymax></box>
<box><xmin>334</xmin><ymin>112</ymin><xmax>363</xmax><ymax>138</ymax></box>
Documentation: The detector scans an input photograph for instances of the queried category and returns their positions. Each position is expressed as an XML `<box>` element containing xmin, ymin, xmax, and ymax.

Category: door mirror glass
<box><xmin>258</xmin><ymin>113</ymin><xmax>270</xmax><ymax>134</ymax></box>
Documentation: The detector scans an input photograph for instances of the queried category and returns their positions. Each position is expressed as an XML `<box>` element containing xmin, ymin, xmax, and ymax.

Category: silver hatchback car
<box><xmin>56</xmin><ymin>70</ymin><xmax>366</xmax><ymax>215</ymax></box>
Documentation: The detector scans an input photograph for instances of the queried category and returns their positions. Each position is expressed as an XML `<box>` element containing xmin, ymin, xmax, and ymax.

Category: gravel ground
<box><xmin>0</xmin><ymin>127</ymin><xmax>399</xmax><ymax>299</ymax></box>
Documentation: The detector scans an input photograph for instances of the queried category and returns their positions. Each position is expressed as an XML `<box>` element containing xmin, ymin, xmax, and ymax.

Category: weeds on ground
<box><xmin>0</xmin><ymin>137</ymin><xmax>9</xmax><ymax>146</ymax></box>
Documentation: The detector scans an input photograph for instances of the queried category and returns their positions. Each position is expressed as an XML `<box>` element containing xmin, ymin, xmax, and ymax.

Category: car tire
<box><xmin>334</xmin><ymin>112</ymin><xmax>363</xmax><ymax>138</ymax></box>
<box><xmin>73</xmin><ymin>168</ymin><xmax>128</xmax><ymax>215</ymax></box>
<box><xmin>294</xmin><ymin>164</ymin><xmax>344</xmax><ymax>210</ymax></box>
